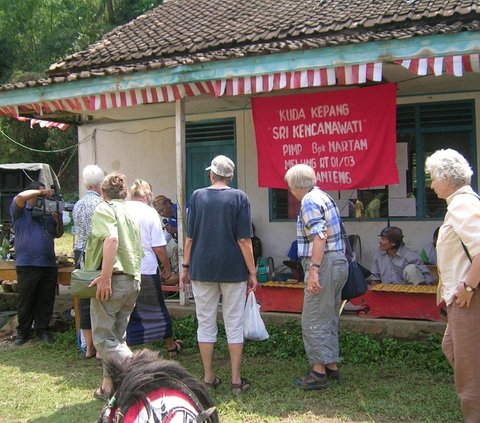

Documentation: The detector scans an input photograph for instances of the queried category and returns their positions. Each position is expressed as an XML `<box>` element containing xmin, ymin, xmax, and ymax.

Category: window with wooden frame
<box><xmin>269</xmin><ymin>100</ymin><xmax>476</xmax><ymax>221</ymax></box>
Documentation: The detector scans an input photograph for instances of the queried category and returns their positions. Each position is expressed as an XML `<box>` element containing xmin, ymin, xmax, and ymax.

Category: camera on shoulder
<box><xmin>31</xmin><ymin>185</ymin><xmax>65</xmax><ymax>217</ymax></box>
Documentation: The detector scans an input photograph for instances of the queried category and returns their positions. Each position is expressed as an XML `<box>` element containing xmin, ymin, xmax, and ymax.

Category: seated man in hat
<box><xmin>370</xmin><ymin>226</ymin><xmax>433</xmax><ymax>285</ymax></box>
<box><xmin>153</xmin><ymin>195</ymin><xmax>187</xmax><ymax>286</ymax></box>
<box><xmin>153</xmin><ymin>195</ymin><xmax>178</xmax><ymax>242</ymax></box>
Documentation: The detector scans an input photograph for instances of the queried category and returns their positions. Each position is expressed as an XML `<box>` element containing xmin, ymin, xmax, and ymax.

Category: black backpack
<box><xmin>251</xmin><ymin>225</ymin><xmax>262</xmax><ymax>265</ymax></box>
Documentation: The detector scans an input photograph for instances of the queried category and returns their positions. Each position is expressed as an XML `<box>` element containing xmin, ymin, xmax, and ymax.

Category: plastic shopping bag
<box><xmin>244</xmin><ymin>291</ymin><xmax>269</xmax><ymax>341</ymax></box>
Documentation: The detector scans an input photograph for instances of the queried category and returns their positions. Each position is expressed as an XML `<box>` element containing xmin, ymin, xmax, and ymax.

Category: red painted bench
<box><xmin>350</xmin><ymin>283</ymin><xmax>443</xmax><ymax>322</ymax></box>
<box><xmin>254</xmin><ymin>279</ymin><xmax>443</xmax><ymax>322</ymax></box>
<box><xmin>254</xmin><ymin>281</ymin><xmax>304</xmax><ymax>313</ymax></box>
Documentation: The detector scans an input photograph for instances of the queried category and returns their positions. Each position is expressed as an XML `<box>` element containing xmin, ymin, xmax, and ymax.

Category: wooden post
<box><xmin>175</xmin><ymin>99</ymin><xmax>189</xmax><ymax>306</ymax></box>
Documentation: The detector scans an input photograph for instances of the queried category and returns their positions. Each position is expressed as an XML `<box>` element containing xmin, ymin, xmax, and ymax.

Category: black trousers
<box><xmin>16</xmin><ymin>266</ymin><xmax>58</xmax><ymax>336</ymax></box>
<box><xmin>80</xmin><ymin>298</ymin><xmax>92</xmax><ymax>329</ymax></box>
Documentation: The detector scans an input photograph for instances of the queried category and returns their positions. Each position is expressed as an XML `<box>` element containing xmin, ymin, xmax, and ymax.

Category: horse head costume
<box><xmin>97</xmin><ymin>349</ymin><xmax>219</xmax><ymax>423</ymax></box>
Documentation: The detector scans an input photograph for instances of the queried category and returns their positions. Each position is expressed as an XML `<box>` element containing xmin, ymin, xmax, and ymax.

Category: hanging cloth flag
<box><xmin>15</xmin><ymin>116</ymin><xmax>69</xmax><ymax>131</ymax></box>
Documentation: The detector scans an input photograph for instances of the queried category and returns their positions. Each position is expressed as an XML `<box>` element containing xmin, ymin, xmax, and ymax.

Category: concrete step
<box><xmin>164</xmin><ymin>300</ymin><xmax>445</xmax><ymax>340</ymax></box>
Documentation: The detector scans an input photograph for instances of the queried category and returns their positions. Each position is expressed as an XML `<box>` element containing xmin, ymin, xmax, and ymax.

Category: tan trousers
<box><xmin>443</xmin><ymin>291</ymin><xmax>480</xmax><ymax>423</ymax></box>
<box><xmin>91</xmin><ymin>274</ymin><xmax>140</xmax><ymax>377</ymax></box>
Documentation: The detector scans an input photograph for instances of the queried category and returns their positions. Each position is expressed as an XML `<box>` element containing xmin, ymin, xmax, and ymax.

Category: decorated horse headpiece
<box><xmin>97</xmin><ymin>349</ymin><xmax>218</xmax><ymax>423</ymax></box>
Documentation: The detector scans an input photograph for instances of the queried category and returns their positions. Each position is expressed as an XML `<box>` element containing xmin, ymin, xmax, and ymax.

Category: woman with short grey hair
<box><xmin>425</xmin><ymin>148</ymin><xmax>480</xmax><ymax>422</ymax></box>
<box><xmin>72</xmin><ymin>164</ymin><xmax>104</xmax><ymax>359</ymax></box>
<box><xmin>83</xmin><ymin>165</ymin><xmax>105</xmax><ymax>189</ymax></box>
<box><xmin>285</xmin><ymin>164</ymin><xmax>348</xmax><ymax>390</ymax></box>
<box><xmin>426</xmin><ymin>148</ymin><xmax>472</xmax><ymax>187</ymax></box>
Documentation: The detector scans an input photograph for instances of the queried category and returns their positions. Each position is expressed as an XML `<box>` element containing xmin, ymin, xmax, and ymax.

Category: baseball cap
<box><xmin>205</xmin><ymin>155</ymin><xmax>235</xmax><ymax>177</ymax></box>
<box><xmin>379</xmin><ymin>226</ymin><xmax>404</xmax><ymax>244</ymax></box>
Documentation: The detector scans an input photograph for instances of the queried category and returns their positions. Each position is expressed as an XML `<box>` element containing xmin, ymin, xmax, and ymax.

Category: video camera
<box><xmin>31</xmin><ymin>184</ymin><xmax>65</xmax><ymax>217</ymax></box>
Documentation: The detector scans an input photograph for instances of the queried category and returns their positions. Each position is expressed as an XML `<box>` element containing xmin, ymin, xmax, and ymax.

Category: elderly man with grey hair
<box><xmin>72</xmin><ymin>164</ymin><xmax>104</xmax><ymax>359</ymax></box>
<box><xmin>181</xmin><ymin>155</ymin><xmax>258</xmax><ymax>395</ymax></box>
<box><xmin>284</xmin><ymin>164</ymin><xmax>348</xmax><ymax>390</ymax></box>
<box><xmin>426</xmin><ymin>148</ymin><xmax>480</xmax><ymax>422</ymax></box>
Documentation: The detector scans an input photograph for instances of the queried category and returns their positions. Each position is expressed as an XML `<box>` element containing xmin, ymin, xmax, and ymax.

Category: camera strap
<box><xmin>30</xmin><ymin>208</ymin><xmax>55</xmax><ymax>236</ymax></box>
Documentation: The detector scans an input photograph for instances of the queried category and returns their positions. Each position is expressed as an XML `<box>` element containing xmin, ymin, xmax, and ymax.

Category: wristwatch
<box><xmin>181</xmin><ymin>264</ymin><xmax>190</xmax><ymax>269</ymax></box>
<box><xmin>310</xmin><ymin>263</ymin><xmax>321</xmax><ymax>268</ymax></box>
<box><xmin>463</xmin><ymin>282</ymin><xmax>477</xmax><ymax>293</ymax></box>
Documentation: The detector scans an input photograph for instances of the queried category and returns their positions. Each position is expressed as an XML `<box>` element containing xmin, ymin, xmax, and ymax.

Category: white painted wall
<box><xmin>78</xmin><ymin>90</ymin><xmax>480</xmax><ymax>273</ymax></box>
<box><xmin>78</xmin><ymin>118</ymin><xmax>177</xmax><ymax>197</ymax></box>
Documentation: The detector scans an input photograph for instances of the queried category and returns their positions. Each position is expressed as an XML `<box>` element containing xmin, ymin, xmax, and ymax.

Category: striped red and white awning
<box><xmin>1</xmin><ymin>53</ymin><xmax>478</xmax><ymax>120</ymax></box>
<box><xmin>0</xmin><ymin>105</ymin><xmax>18</xmax><ymax>116</ymax></box>
<box><xmin>0</xmin><ymin>63</ymin><xmax>383</xmax><ymax>118</ymax></box>
<box><xmin>15</xmin><ymin>116</ymin><xmax>69</xmax><ymax>131</ymax></box>
<box><xmin>222</xmin><ymin>63</ymin><xmax>383</xmax><ymax>95</ymax></box>
<box><xmin>395</xmin><ymin>53</ymin><xmax>480</xmax><ymax>77</ymax></box>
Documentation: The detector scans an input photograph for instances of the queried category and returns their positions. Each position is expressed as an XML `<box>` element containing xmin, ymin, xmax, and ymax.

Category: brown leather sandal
<box><xmin>167</xmin><ymin>339</ymin><xmax>183</xmax><ymax>359</ymax></box>
<box><xmin>231</xmin><ymin>378</ymin><xmax>250</xmax><ymax>394</ymax></box>
<box><xmin>93</xmin><ymin>387</ymin><xmax>111</xmax><ymax>401</ymax></box>
<box><xmin>204</xmin><ymin>376</ymin><xmax>222</xmax><ymax>389</ymax></box>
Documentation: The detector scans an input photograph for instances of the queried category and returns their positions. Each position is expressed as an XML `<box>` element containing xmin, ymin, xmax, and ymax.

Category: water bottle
<box><xmin>184</xmin><ymin>281</ymin><xmax>193</xmax><ymax>300</ymax></box>
<box><xmin>180</xmin><ymin>281</ymin><xmax>192</xmax><ymax>306</ymax></box>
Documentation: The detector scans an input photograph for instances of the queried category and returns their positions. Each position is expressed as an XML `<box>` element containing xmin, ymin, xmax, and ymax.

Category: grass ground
<box><xmin>0</xmin><ymin>319</ymin><xmax>462</xmax><ymax>423</ymax></box>
<box><xmin>55</xmin><ymin>229</ymin><xmax>75</xmax><ymax>257</ymax></box>
<box><xmin>0</xmin><ymin>233</ymin><xmax>459</xmax><ymax>422</ymax></box>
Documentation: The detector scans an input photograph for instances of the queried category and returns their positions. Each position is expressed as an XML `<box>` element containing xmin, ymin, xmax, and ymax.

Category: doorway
<box><xmin>185</xmin><ymin>118</ymin><xmax>237</xmax><ymax>199</ymax></box>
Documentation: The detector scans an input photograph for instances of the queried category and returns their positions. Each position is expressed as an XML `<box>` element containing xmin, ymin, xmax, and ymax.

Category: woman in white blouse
<box><xmin>426</xmin><ymin>148</ymin><xmax>480</xmax><ymax>423</ymax></box>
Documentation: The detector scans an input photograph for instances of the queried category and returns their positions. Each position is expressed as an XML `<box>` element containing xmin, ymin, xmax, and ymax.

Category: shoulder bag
<box><xmin>70</xmin><ymin>269</ymin><xmax>101</xmax><ymax>298</ymax></box>
<box><xmin>70</xmin><ymin>202</ymin><xmax>118</xmax><ymax>298</ymax></box>
<box><xmin>340</xmin><ymin>222</ymin><xmax>369</xmax><ymax>301</ymax></box>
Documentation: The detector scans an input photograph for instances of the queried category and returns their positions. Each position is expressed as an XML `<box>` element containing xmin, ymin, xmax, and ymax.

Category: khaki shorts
<box><xmin>192</xmin><ymin>280</ymin><xmax>247</xmax><ymax>344</ymax></box>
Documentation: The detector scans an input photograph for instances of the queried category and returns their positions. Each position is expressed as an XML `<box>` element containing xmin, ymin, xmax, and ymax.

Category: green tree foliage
<box><xmin>0</xmin><ymin>0</ymin><xmax>107</xmax><ymax>83</ymax></box>
<box><xmin>0</xmin><ymin>0</ymin><xmax>162</xmax><ymax>82</ymax></box>
<box><xmin>0</xmin><ymin>0</ymin><xmax>161</xmax><ymax>195</ymax></box>
<box><xmin>102</xmin><ymin>0</ymin><xmax>162</xmax><ymax>25</ymax></box>
<box><xmin>0</xmin><ymin>119</ymin><xmax>78</xmax><ymax>193</ymax></box>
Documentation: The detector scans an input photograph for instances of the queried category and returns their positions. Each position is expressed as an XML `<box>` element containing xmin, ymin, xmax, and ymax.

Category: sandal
<box><xmin>231</xmin><ymin>378</ymin><xmax>251</xmax><ymax>394</ymax></box>
<box><xmin>293</xmin><ymin>371</ymin><xmax>329</xmax><ymax>390</ymax></box>
<box><xmin>93</xmin><ymin>387</ymin><xmax>111</xmax><ymax>401</ymax></box>
<box><xmin>167</xmin><ymin>339</ymin><xmax>183</xmax><ymax>359</ymax></box>
<box><xmin>204</xmin><ymin>376</ymin><xmax>222</xmax><ymax>389</ymax></box>
<box><xmin>84</xmin><ymin>349</ymin><xmax>97</xmax><ymax>359</ymax></box>
<box><xmin>325</xmin><ymin>367</ymin><xmax>340</xmax><ymax>380</ymax></box>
